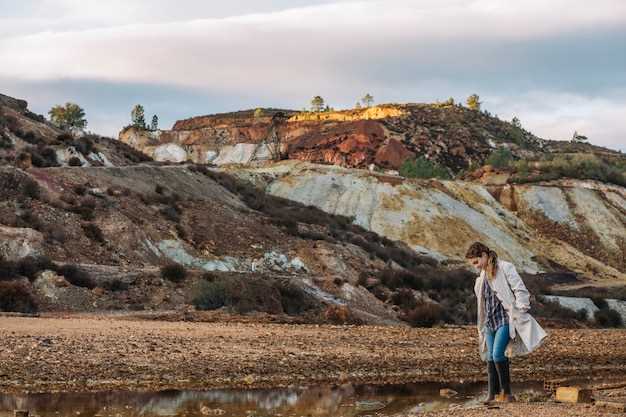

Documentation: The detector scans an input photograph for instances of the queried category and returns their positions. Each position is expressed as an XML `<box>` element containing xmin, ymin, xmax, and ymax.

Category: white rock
<box><xmin>213</xmin><ymin>143</ymin><xmax>258</xmax><ymax>165</ymax></box>
<box><xmin>153</xmin><ymin>143</ymin><xmax>188</xmax><ymax>163</ymax></box>
<box><xmin>206</xmin><ymin>150</ymin><xmax>218</xmax><ymax>163</ymax></box>
<box><xmin>606</xmin><ymin>299</ymin><xmax>626</xmax><ymax>326</ymax></box>
<box><xmin>0</xmin><ymin>225</ymin><xmax>44</xmax><ymax>260</ymax></box>
<box><xmin>543</xmin><ymin>295</ymin><xmax>599</xmax><ymax>319</ymax></box>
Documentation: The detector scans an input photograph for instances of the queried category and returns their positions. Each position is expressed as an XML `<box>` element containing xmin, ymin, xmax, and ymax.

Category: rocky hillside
<box><xmin>119</xmin><ymin>103</ymin><xmax>622</xmax><ymax>173</ymax></box>
<box><xmin>232</xmin><ymin>161</ymin><xmax>626</xmax><ymax>282</ymax></box>
<box><xmin>1</xmin><ymin>93</ymin><xmax>625</xmax><ymax>327</ymax></box>
<box><xmin>1</xmin><ymin>93</ymin><xmax>151</xmax><ymax>168</ymax></box>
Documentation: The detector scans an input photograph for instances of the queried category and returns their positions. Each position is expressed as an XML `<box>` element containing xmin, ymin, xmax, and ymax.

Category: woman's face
<box><xmin>468</xmin><ymin>254</ymin><xmax>487</xmax><ymax>270</ymax></box>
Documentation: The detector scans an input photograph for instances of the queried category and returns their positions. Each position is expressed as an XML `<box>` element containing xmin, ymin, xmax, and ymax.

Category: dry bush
<box><xmin>161</xmin><ymin>263</ymin><xmax>187</xmax><ymax>283</ymax></box>
<box><xmin>323</xmin><ymin>305</ymin><xmax>362</xmax><ymax>325</ymax></box>
<box><xmin>82</xmin><ymin>222</ymin><xmax>105</xmax><ymax>243</ymax></box>
<box><xmin>57</xmin><ymin>264</ymin><xmax>96</xmax><ymax>289</ymax></box>
<box><xmin>401</xmin><ymin>302</ymin><xmax>443</xmax><ymax>327</ymax></box>
<box><xmin>0</xmin><ymin>281</ymin><xmax>38</xmax><ymax>313</ymax></box>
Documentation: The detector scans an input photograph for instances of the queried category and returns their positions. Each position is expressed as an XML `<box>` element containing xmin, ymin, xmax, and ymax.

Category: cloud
<box><xmin>489</xmin><ymin>91</ymin><xmax>626</xmax><ymax>151</ymax></box>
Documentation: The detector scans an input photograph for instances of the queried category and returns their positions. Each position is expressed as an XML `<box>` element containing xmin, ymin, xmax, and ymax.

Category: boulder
<box><xmin>375</xmin><ymin>139</ymin><xmax>415</xmax><ymax>169</ymax></box>
<box><xmin>0</xmin><ymin>225</ymin><xmax>44</xmax><ymax>260</ymax></box>
<box><xmin>153</xmin><ymin>143</ymin><xmax>188</xmax><ymax>163</ymax></box>
<box><xmin>543</xmin><ymin>295</ymin><xmax>599</xmax><ymax>319</ymax></box>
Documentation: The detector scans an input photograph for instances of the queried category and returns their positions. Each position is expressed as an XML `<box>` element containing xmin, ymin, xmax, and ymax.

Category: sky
<box><xmin>0</xmin><ymin>0</ymin><xmax>624</xmax><ymax>151</ymax></box>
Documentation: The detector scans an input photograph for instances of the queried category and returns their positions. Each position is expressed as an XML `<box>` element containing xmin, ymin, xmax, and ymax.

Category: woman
<box><xmin>465</xmin><ymin>242</ymin><xmax>547</xmax><ymax>403</ymax></box>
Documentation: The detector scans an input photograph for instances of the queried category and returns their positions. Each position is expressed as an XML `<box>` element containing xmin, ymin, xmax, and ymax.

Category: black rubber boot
<box><xmin>495</xmin><ymin>359</ymin><xmax>515</xmax><ymax>402</ymax></box>
<box><xmin>483</xmin><ymin>361</ymin><xmax>500</xmax><ymax>404</ymax></box>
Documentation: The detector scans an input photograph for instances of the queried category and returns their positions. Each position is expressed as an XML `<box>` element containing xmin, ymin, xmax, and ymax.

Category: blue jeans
<box><xmin>485</xmin><ymin>325</ymin><xmax>510</xmax><ymax>363</ymax></box>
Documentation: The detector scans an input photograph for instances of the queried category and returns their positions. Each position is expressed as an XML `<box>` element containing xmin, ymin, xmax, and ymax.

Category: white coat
<box><xmin>474</xmin><ymin>260</ymin><xmax>548</xmax><ymax>361</ymax></box>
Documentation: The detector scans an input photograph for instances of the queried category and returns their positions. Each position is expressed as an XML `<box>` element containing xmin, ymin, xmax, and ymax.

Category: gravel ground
<box><xmin>0</xmin><ymin>316</ymin><xmax>625</xmax><ymax>395</ymax></box>
<box><xmin>417</xmin><ymin>403</ymin><xmax>625</xmax><ymax>417</ymax></box>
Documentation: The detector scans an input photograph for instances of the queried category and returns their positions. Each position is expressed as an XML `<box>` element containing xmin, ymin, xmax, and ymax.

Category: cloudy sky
<box><xmin>0</xmin><ymin>0</ymin><xmax>624</xmax><ymax>150</ymax></box>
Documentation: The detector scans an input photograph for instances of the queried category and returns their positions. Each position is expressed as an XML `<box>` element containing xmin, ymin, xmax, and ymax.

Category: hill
<box><xmin>0</xmin><ymin>93</ymin><xmax>624</xmax><ymax>328</ymax></box>
<box><xmin>119</xmin><ymin>103</ymin><xmax>623</xmax><ymax>175</ymax></box>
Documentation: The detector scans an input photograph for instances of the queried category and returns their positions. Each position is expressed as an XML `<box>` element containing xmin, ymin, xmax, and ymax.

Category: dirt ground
<box><xmin>1</xmin><ymin>316</ymin><xmax>625</xmax><ymax>397</ymax></box>
<box><xmin>417</xmin><ymin>403</ymin><xmax>626</xmax><ymax>417</ymax></box>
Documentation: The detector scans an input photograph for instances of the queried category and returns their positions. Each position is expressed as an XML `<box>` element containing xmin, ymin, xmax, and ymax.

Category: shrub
<box><xmin>29</xmin><ymin>146</ymin><xmax>60</xmax><ymax>168</ymax></box>
<box><xmin>160</xmin><ymin>205</ymin><xmax>181</xmax><ymax>223</ymax></box>
<box><xmin>323</xmin><ymin>305</ymin><xmax>362</xmax><ymax>324</ymax></box>
<box><xmin>402</xmin><ymin>302</ymin><xmax>443</xmax><ymax>327</ymax></box>
<box><xmin>595</xmin><ymin>308</ymin><xmax>623</xmax><ymax>328</ymax></box>
<box><xmin>101</xmin><ymin>279</ymin><xmax>129</xmax><ymax>292</ymax></box>
<box><xmin>20</xmin><ymin>131</ymin><xmax>41</xmax><ymax>145</ymax></box>
<box><xmin>391</xmin><ymin>288</ymin><xmax>417</xmax><ymax>310</ymax></box>
<box><xmin>485</xmin><ymin>148</ymin><xmax>513</xmax><ymax>169</ymax></box>
<box><xmin>192</xmin><ymin>274</ymin><xmax>315</xmax><ymax>315</ymax></box>
<box><xmin>510</xmin><ymin>154</ymin><xmax>626</xmax><ymax>187</ymax></box>
<box><xmin>82</xmin><ymin>223</ymin><xmax>105</xmax><ymax>243</ymax></box>
<box><xmin>57</xmin><ymin>264</ymin><xmax>96</xmax><ymax>289</ymax></box>
<box><xmin>0</xmin><ymin>133</ymin><xmax>13</xmax><ymax>149</ymax></box>
<box><xmin>68</xmin><ymin>156</ymin><xmax>82</xmax><ymax>167</ymax></box>
<box><xmin>44</xmin><ymin>224</ymin><xmax>67</xmax><ymax>243</ymax></box>
<box><xmin>73</xmin><ymin>184</ymin><xmax>87</xmax><ymax>196</ymax></box>
<box><xmin>161</xmin><ymin>263</ymin><xmax>187</xmax><ymax>283</ymax></box>
<box><xmin>0</xmin><ymin>281</ymin><xmax>38</xmax><ymax>313</ymax></box>
<box><xmin>56</xmin><ymin>133</ymin><xmax>73</xmax><ymax>142</ymax></box>
<box><xmin>193</xmin><ymin>280</ymin><xmax>227</xmax><ymax>310</ymax></box>
<box><xmin>399</xmin><ymin>157</ymin><xmax>451</xmax><ymax>179</ymax></box>
<box><xmin>71</xmin><ymin>137</ymin><xmax>95</xmax><ymax>155</ymax></box>
<box><xmin>21</xmin><ymin>179</ymin><xmax>41</xmax><ymax>200</ymax></box>
<box><xmin>16</xmin><ymin>209</ymin><xmax>44</xmax><ymax>231</ymax></box>
<box><xmin>71</xmin><ymin>198</ymin><xmax>96</xmax><ymax>220</ymax></box>
<box><xmin>592</xmin><ymin>297</ymin><xmax>609</xmax><ymax>310</ymax></box>
<box><xmin>16</xmin><ymin>255</ymin><xmax>55</xmax><ymax>281</ymax></box>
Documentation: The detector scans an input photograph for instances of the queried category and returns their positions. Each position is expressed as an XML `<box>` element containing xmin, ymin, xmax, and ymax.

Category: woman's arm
<box><xmin>504</xmin><ymin>263</ymin><xmax>531</xmax><ymax>312</ymax></box>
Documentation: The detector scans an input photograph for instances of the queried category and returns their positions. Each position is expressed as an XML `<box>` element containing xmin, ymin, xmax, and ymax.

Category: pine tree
<box><xmin>131</xmin><ymin>104</ymin><xmax>146</xmax><ymax>129</ymax></box>
<box><xmin>310</xmin><ymin>96</ymin><xmax>325</xmax><ymax>112</ymax></box>
<box><xmin>151</xmin><ymin>115</ymin><xmax>159</xmax><ymax>131</ymax></box>
<box><xmin>361</xmin><ymin>93</ymin><xmax>374</xmax><ymax>108</ymax></box>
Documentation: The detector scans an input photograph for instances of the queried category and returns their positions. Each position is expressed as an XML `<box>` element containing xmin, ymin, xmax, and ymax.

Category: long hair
<box><xmin>465</xmin><ymin>241</ymin><xmax>498</xmax><ymax>280</ymax></box>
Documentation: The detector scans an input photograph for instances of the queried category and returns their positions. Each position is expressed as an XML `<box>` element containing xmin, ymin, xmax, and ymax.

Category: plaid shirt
<box><xmin>483</xmin><ymin>278</ymin><xmax>509</xmax><ymax>331</ymax></box>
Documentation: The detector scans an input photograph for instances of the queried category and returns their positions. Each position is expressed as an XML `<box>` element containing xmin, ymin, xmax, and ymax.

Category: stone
<box><xmin>595</xmin><ymin>400</ymin><xmax>626</xmax><ymax>412</ymax></box>
<box><xmin>555</xmin><ymin>386</ymin><xmax>592</xmax><ymax>403</ymax></box>
<box><xmin>0</xmin><ymin>226</ymin><xmax>44</xmax><ymax>260</ymax></box>
<box><xmin>439</xmin><ymin>388</ymin><xmax>458</xmax><ymax>398</ymax></box>
<box><xmin>374</xmin><ymin>139</ymin><xmax>415</xmax><ymax>169</ymax></box>
<box><xmin>153</xmin><ymin>143</ymin><xmax>188</xmax><ymax>163</ymax></box>
<box><xmin>543</xmin><ymin>296</ymin><xmax>599</xmax><ymax>320</ymax></box>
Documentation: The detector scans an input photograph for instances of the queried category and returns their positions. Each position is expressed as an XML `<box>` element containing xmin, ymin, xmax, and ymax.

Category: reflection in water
<box><xmin>0</xmin><ymin>381</ymin><xmax>544</xmax><ymax>417</ymax></box>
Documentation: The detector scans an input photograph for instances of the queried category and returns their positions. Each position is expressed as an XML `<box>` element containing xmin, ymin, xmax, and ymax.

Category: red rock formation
<box><xmin>375</xmin><ymin>139</ymin><xmax>415</xmax><ymax>169</ymax></box>
<box><xmin>120</xmin><ymin>103</ymin><xmax>559</xmax><ymax>171</ymax></box>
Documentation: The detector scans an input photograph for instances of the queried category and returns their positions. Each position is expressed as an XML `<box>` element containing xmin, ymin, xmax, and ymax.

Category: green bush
<box><xmin>399</xmin><ymin>156</ymin><xmax>451</xmax><ymax>179</ymax></box>
<box><xmin>510</xmin><ymin>154</ymin><xmax>626</xmax><ymax>187</ymax></box>
<box><xmin>485</xmin><ymin>148</ymin><xmax>513</xmax><ymax>168</ymax></box>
